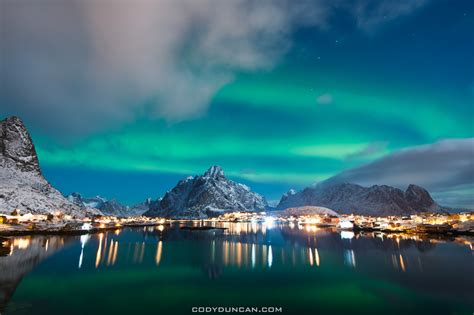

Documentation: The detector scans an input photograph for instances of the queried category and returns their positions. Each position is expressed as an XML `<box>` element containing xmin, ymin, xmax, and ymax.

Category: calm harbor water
<box><xmin>1</xmin><ymin>222</ymin><xmax>473</xmax><ymax>315</ymax></box>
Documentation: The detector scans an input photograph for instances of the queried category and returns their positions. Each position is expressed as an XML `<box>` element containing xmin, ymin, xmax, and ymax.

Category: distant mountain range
<box><xmin>0</xmin><ymin>115</ymin><xmax>454</xmax><ymax>218</ymax></box>
<box><xmin>66</xmin><ymin>193</ymin><xmax>149</xmax><ymax>217</ymax></box>
<box><xmin>276</xmin><ymin>182</ymin><xmax>446</xmax><ymax>216</ymax></box>
<box><xmin>144</xmin><ymin>166</ymin><xmax>267</xmax><ymax>218</ymax></box>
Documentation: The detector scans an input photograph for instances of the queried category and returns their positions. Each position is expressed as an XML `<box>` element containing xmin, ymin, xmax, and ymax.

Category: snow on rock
<box><xmin>276</xmin><ymin>182</ymin><xmax>444</xmax><ymax>216</ymax></box>
<box><xmin>0</xmin><ymin>116</ymin><xmax>40</xmax><ymax>174</ymax></box>
<box><xmin>67</xmin><ymin>192</ymin><xmax>150</xmax><ymax>217</ymax></box>
<box><xmin>281</xmin><ymin>189</ymin><xmax>296</xmax><ymax>200</ymax></box>
<box><xmin>203</xmin><ymin>165</ymin><xmax>225</xmax><ymax>178</ymax></box>
<box><xmin>278</xmin><ymin>206</ymin><xmax>339</xmax><ymax>217</ymax></box>
<box><xmin>0</xmin><ymin>116</ymin><xmax>98</xmax><ymax>217</ymax></box>
<box><xmin>144</xmin><ymin>165</ymin><xmax>267</xmax><ymax>218</ymax></box>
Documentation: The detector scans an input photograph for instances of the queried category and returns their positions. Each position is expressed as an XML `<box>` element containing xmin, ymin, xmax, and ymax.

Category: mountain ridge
<box><xmin>0</xmin><ymin>116</ymin><xmax>99</xmax><ymax>217</ymax></box>
<box><xmin>144</xmin><ymin>166</ymin><xmax>267</xmax><ymax>218</ymax></box>
<box><xmin>276</xmin><ymin>182</ymin><xmax>445</xmax><ymax>216</ymax></box>
<box><xmin>67</xmin><ymin>192</ymin><xmax>150</xmax><ymax>217</ymax></box>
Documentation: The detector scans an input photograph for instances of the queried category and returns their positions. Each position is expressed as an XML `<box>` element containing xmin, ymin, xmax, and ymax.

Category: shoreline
<box><xmin>1</xmin><ymin>220</ymin><xmax>473</xmax><ymax>238</ymax></box>
<box><xmin>0</xmin><ymin>222</ymin><xmax>170</xmax><ymax>237</ymax></box>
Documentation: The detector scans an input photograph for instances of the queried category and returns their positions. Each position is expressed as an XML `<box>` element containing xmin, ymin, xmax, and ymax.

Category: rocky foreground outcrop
<box><xmin>144</xmin><ymin>166</ymin><xmax>267</xmax><ymax>218</ymax></box>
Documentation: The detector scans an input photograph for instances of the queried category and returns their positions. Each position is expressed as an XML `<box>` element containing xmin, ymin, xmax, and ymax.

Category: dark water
<box><xmin>1</xmin><ymin>222</ymin><xmax>473</xmax><ymax>315</ymax></box>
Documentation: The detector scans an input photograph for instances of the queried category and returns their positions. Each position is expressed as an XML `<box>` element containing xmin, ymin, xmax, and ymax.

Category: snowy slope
<box><xmin>0</xmin><ymin>116</ymin><xmax>99</xmax><ymax>217</ymax></box>
<box><xmin>67</xmin><ymin>192</ymin><xmax>149</xmax><ymax>217</ymax></box>
<box><xmin>276</xmin><ymin>182</ymin><xmax>444</xmax><ymax>216</ymax></box>
<box><xmin>275</xmin><ymin>206</ymin><xmax>339</xmax><ymax>217</ymax></box>
<box><xmin>144</xmin><ymin>166</ymin><xmax>267</xmax><ymax>218</ymax></box>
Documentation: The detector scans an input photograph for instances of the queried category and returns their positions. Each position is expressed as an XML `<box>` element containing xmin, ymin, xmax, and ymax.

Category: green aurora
<box><xmin>1</xmin><ymin>0</ymin><xmax>473</xmax><ymax>205</ymax></box>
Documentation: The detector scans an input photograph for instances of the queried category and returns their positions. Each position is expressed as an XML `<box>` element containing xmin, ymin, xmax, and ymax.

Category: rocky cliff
<box><xmin>0</xmin><ymin>116</ymin><xmax>98</xmax><ymax>217</ymax></box>
<box><xmin>277</xmin><ymin>182</ymin><xmax>443</xmax><ymax>216</ymax></box>
<box><xmin>144</xmin><ymin>166</ymin><xmax>267</xmax><ymax>218</ymax></box>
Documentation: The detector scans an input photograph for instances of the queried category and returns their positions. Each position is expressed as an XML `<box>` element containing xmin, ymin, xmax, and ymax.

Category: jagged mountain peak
<box><xmin>277</xmin><ymin>182</ymin><xmax>443</xmax><ymax>216</ymax></box>
<box><xmin>145</xmin><ymin>166</ymin><xmax>267</xmax><ymax>218</ymax></box>
<box><xmin>0</xmin><ymin>116</ymin><xmax>98</xmax><ymax>217</ymax></box>
<box><xmin>0</xmin><ymin>116</ymin><xmax>41</xmax><ymax>175</ymax></box>
<box><xmin>204</xmin><ymin>165</ymin><xmax>225</xmax><ymax>178</ymax></box>
<box><xmin>404</xmin><ymin>184</ymin><xmax>436</xmax><ymax>210</ymax></box>
<box><xmin>406</xmin><ymin>183</ymin><xmax>428</xmax><ymax>194</ymax></box>
<box><xmin>66</xmin><ymin>192</ymin><xmax>148</xmax><ymax>217</ymax></box>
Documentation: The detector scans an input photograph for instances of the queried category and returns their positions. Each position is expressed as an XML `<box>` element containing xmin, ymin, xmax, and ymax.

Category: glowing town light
<box><xmin>155</xmin><ymin>241</ymin><xmax>163</xmax><ymax>266</ymax></box>
<box><xmin>81</xmin><ymin>223</ymin><xmax>92</xmax><ymax>231</ymax></box>
<box><xmin>95</xmin><ymin>233</ymin><xmax>104</xmax><ymax>268</ymax></box>
<box><xmin>112</xmin><ymin>241</ymin><xmax>118</xmax><ymax>265</ymax></box>
<box><xmin>338</xmin><ymin>220</ymin><xmax>354</xmax><ymax>230</ymax></box>
<box><xmin>268</xmin><ymin>245</ymin><xmax>273</xmax><ymax>268</ymax></box>
<box><xmin>340</xmin><ymin>231</ymin><xmax>355</xmax><ymax>240</ymax></box>
<box><xmin>314</xmin><ymin>248</ymin><xmax>320</xmax><ymax>267</ymax></box>
<box><xmin>264</xmin><ymin>217</ymin><xmax>275</xmax><ymax>229</ymax></box>
<box><xmin>14</xmin><ymin>238</ymin><xmax>30</xmax><ymax>250</ymax></box>
<box><xmin>107</xmin><ymin>240</ymin><xmax>114</xmax><ymax>266</ymax></box>
<box><xmin>251</xmin><ymin>244</ymin><xmax>256</xmax><ymax>269</ymax></box>
<box><xmin>399</xmin><ymin>254</ymin><xmax>406</xmax><ymax>272</ymax></box>
<box><xmin>78</xmin><ymin>234</ymin><xmax>91</xmax><ymax>269</ymax></box>
<box><xmin>306</xmin><ymin>217</ymin><xmax>321</xmax><ymax>225</ymax></box>
<box><xmin>344</xmin><ymin>249</ymin><xmax>356</xmax><ymax>268</ymax></box>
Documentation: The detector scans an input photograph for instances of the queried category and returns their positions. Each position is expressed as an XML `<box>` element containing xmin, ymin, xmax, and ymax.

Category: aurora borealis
<box><xmin>1</xmin><ymin>0</ymin><xmax>473</xmax><ymax>206</ymax></box>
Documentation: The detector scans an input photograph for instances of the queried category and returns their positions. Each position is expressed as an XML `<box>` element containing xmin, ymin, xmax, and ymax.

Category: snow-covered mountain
<box><xmin>144</xmin><ymin>166</ymin><xmax>267</xmax><ymax>218</ymax></box>
<box><xmin>276</xmin><ymin>182</ymin><xmax>444</xmax><ymax>216</ymax></box>
<box><xmin>0</xmin><ymin>116</ymin><xmax>99</xmax><ymax>217</ymax></box>
<box><xmin>67</xmin><ymin>192</ymin><xmax>150</xmax><ymax>217</ymax></box>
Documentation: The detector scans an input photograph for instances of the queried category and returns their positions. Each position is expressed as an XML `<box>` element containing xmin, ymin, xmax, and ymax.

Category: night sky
<box><xmin>1</xmin><ymin>0</ymin><xmax>473</xmax><ymax>207</ymax></box>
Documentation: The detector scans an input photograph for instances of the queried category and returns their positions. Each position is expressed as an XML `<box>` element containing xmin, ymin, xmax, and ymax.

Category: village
<box><xmin>208</xmin><ymin>211</ymin><xmax>474</xmax><ymax>236</ymax></box>
<box><xmin>0</xmin><ymin>210</ymin><xmax>166</xmax><ymax>236</ymax></box>
<box><xmin>1</xmin><ymin>208</ymin><xmax>473</xmax><ymax>237</ymax></box>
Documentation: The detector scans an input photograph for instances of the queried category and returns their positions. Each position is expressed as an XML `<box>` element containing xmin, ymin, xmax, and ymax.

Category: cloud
<box><xmin>325</xmin><ymin>138</ymin><xmax>474</xmax><ymax>207</ymax></box>
<box><xmin>316</xmin><ymin>93</ymin><xmax>333</xmax><ymax>105</ymax></box>
<box><xmin>1</xmin><ymin>0</ymin><xmax>428</xmax><ymax>138</ymax></box>
<box><xmin>351</xmin><ymin>0</ymin><xmax>428</xmax><ymax>32</ymax></box>
<box><xmin>1</xmin><ymin>0</ymin><xmax>329</xmax><ymax>137</ymax></box>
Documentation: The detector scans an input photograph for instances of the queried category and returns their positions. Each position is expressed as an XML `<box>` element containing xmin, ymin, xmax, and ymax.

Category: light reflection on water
<box><xmin>1</xmin><ymin>222</ymin><xmax>473</xmax><ymax>314</ymax></box>
<box><xmin>2</xmin><ymin>223</ymin><xmax>473</xmax><ymax>273</ymax></box>
<box><xmin>73</xmin><ymin>221</ymin><xmax>474</xmax><ymax>271</ymax></box>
